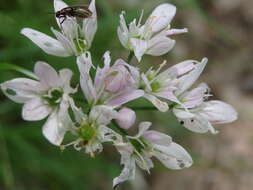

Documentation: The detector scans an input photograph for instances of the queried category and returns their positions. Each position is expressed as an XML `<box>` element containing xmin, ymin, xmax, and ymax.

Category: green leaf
<box><xmin>0</xmin><ymin>63</ymin><xmax>38</xmax><ymax>80</ymax></box>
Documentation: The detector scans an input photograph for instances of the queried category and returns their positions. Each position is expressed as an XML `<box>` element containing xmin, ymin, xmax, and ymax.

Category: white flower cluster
<box><xmin>0</xmin><ymin>0</ymin><xmax>238</xmax><ymax>188</ymax></box>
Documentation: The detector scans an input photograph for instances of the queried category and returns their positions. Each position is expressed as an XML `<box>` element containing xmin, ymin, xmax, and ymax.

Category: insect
<box><xmin>56</xmin><ymin>6</ymin><xmax>92</xmax><ymax>25</ymax></box>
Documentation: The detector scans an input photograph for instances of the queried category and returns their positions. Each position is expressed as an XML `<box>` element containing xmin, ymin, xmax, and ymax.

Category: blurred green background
<box><xmin>1</xmin><ymin>0</ymin><xmax>253</xmax><ymax>189</ymax></box>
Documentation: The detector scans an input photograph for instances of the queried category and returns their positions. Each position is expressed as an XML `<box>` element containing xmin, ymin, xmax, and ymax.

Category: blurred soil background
<box><xmin>0</xmin><ymin>0</ymin><xmax>253</xmax><ymax>189</ymax></box>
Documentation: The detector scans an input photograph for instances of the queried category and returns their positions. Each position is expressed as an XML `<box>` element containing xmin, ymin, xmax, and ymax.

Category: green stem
<box><xmin>127</xmin><ymin>52</ymin><xmax>134</xmax><ymax>64</ymax></box>
<box><xmin>0</xmin><ymin>63</ymin><xmax>38</xmax><ymax>80</ymax></box>
<box><xmin>129</xmin><ymin>106</ymin><xmax>157</xmax><ymax>111</ymax></box>
<box><xmin>111</xmin><ymin>120</ymin><xmax>128</xmax><ymax>136</ymax></box>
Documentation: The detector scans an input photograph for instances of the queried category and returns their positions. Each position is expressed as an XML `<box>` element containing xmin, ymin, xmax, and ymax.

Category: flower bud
<box><xmin>116</xmin><ymin>107</ymin><xmax>136</xmax><ymax>130</ymax></box>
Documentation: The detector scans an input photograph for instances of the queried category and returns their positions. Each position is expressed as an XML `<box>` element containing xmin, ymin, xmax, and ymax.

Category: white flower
<box><xmin>63</xmin><ymin>104</ymin><xmax>122</xmax><ymax>157</ymax></box>
<box><xmin>77</xmin><ymin>51</ymin><xmax>144</xmax><ymax>107</ymax></box>
<box><xmin>113</xmin><ymin>122</ymin><xmax>192</xmax><ymax>188</ymax></box>
<box><xmin>173</xmin><ymin>83</ymin><xmax>238</xmax><ymax>134</ymax></box>
<box><xmin>140</xmin><ymin>58</ymin><xmax>207</xmax><ymax>112</ymax></box>
<box><xmin>1</xmin><ymin>62</ymin><xmax>76</xmax><ymax>145</ymax></box>
<box><xmin>21</xmin><ymin>0</ymin><xmax>97</xmax><ymax>57</ymax></box>
<box><xmin>118</xmin><ymin>3</ymin><xmax>187</xmax><ymax>62</ymax></box>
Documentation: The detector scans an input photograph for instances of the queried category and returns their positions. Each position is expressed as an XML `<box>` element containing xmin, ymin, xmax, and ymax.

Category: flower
<box><xmin>21</xmin><ymin>0</ymin><xmax>97</xmax><ymax>57</ymax></box>
<box><xmin>118</xmin><ymin>3</ymin><xmax>188</xmax><ymax>62</ymax></box>
<box><xmin>113</xmin><ymin>122</ymin><xmax>192</xmax><ymax>188</ymax></box>
<box><xmin>0</xmin><ymin>62</ymin><xmax>76</xmax><ymax>145</ymax></box>
<box><xmin>63</xmin><ymin>105</ymin><xmax>122</xmax><ymax>157</ymax></box>
<box><xmin>77</xmin><ymin>51</ymin><xmax>144</xmax><ymax>107</ymax></box>
<box><xmin>139</xmin><ymin>58</ymin><xmax>207</xmax><ymax>112</ymax></box>
<box><xmin>116</xmin><ymin>107</ymin><xmax>136</xmax><ymax>129</ymax></box>
<box><xmin>173</xmin><ymin>83</ymin><xmax>238</xmax><ymax>134</ymax></box>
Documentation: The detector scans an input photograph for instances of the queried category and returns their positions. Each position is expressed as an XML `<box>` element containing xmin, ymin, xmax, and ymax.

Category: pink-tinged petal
<box><xmin>144</xmin><ymin>94</ymin><xmax>168</xmax><ymax>112</ymax></box>
<box><xmin>21</xmin><ymin>28</ymin><xmax>70</xmax><ymax>57</ymax></box>
<box><xmin>59</xmin><ymin>68</ymin><xmax>74</xmax><ymax>93</ymax></box>
<box><xmin>141</xmin><ymin>73</ymin><xmax>152</xmax><ymax>91</ymax></box>
<box><xmin>143</xmin><ymin>130</ymin><xmax>172</xmax><ymax>146</ymax></box>
<box><xmin>201</xmin><ymin>100</ymin><xmax>238</xmax><ymax>124</ymax></box>
<box><xmin>176</xmin><ymin>58</ymin><xmax>208</xmax><ymax>95</ymax></box>
<box><xmin>107</xmin><ymin>90</ymin><xmax>144</xmax><ymax>107</ymax></box>
<box><xmin>83</xmin><ymin>0</ymin><xmax>97</xmax><ymax>48</ymax></box>
<box><xmin>130</xmin><ymin>38</ymin><xmax>148</xmax><ymax>62</ymax></box>
<box><xmin>34</xmin><ymin>61</ymin><xmax>60</xmax><ymax>89</ymax></box>
<box><xmin>1</xmin><ymin>78</ymin><xmax>40</xmax><ymax>103</ymax></box>
<box><xmin>89</xmin><ymin>105</ymin><xmax>118</xmax><ymax>125</ymax></box>
<box><xmin>133</xmin><ymin>122</ymin><xmax>152</xmax><ymax>138</ymax></box>
<box><xmin>42</xmin><ymin>101</ymin><xmax>73</xmax><ymax>146</ymax></box>
<box><xmin>54</xmin><ymin>0</ymin><xmax>77</xmax><ymax>34</ymax></box>
<box><xmin>173</xmin><ymin>108</ymin><xmax>195</xmax><ymax>119</ymax></box>
<box><xmin>51</xmin><ymin>27</ymin><xmax>75</xmax><ymax>55</ymax></box>
<box><xmin>181</xmin><ymin>83</ymin><xmax>209</xmax><ymax>108</ymax></box>
<box><xmin>155</xmin><ymin>90</ymin><xmax>181</xmax><ymax>105</ymax></box>
<box><xmin>22</xmin><ymin>98</ymin><xmax>51</xmax><ymax>121</ymax></box>
<box><xmin>169</xmin><ymin>60</ymin><xmax>196</xmax><ymax>76</ymax></box>
<box><xmin>146</xmin><ymin>3</ymin><xmax>176</xmax><ymax>33</ymax></box>
<box><xmin>180</xmin><ymin>115</ymin><xmax>217</xmax><ymax>134</ymax></box>
<box><xmin>116</xmin><ymin>107</ymin><xmax>136</xmax><ymax>130</ymax></box>
<box><xmin>166</xmin><ymin>28</ymin><xmax>188</xmax><ymax>36</ymax></box>
<box><xmin>153</xmin><ymin>142</ymin><xmax>193</xmax><ymax>170</ymax></box>
<box><xmin>146</xmin><ymin>36</ymin><xmax>175</xmax><ymax>56</ymax></box>
<box><xmin>77</xmin><ymin>52</ymin><xmax>97</xmax><ymax>103</ymax></box>
<box><xmin>113</xmin><ymin>155</ymin><xmax>136</xmax><ymax>189</ymax></box>
<box><xmin>118</xmin><ymin>61</ymin><xmax>140</xmax><ymax>85</ymax></box>
<box><xmin>95</xmin><ymin>51</ymin><xmax>111</xmax><ymax>89</ymax></box>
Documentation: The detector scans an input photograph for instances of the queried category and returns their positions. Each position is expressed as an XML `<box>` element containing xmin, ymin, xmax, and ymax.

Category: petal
<box><xmin>59</xmin><ymin>68</ymin><xmax>73</xmax><ymax>91</ymax></box>
<box><xmin>181</xmin><ymin>83</ymin><xmax>209</xmax><ymax>108</ymax></box>
<box><xmin>143</xmin><ymin>130</ymin><xmax>172</xmax><ymax>146</ymax></box>
<box><xmin>1</xmin><ymin>78</ymin><xmax>40</xmax><ymax>103</ymax></box>
<box><xmin>22</xmin><ymin>98</ymin><xmax>51</xmax><ymax>121</ymax></box>
<box><xmin>130</xmin><ymin>38</ymin><xmax>148</xmax><ymax>62</ymax></box>
<box><xmin>169</xmin><ymin>60</ymin><xmax>196</xmax><ymax>76</ymax></box>
<box><xmin>116</xmin><ymin>107</ymin><xmax>136</xmax><ymax>130</ymax></box>
<box><xmin>176</xmin><ymin>58</ymin><xmax>208</xmax><ymax>95</ymax></box>
<box><xmin>134</xmin><ymin>122</ymin><xmax>152</xmax><ymax>138</ymax></box>
<box><xmin>107</xmin><ymin>90</ymin><xmax>144</xmax><ymax>107</ymax></box>
<box><xmin>146</xmin><ymin>36</ymin><xmax>175</xmax><ymax>56</ymax></box>
<box><xmin>54</xmin><ymin>0</ymin><xmax>68</xmax><ymax>14</ymax></box>
<box><xmin>117</xmin><ymin>12</ymin><xmax>129</xmax><ymax>49</ymax></box>
<box><xmin>201</xmin><ymin>100</ymin><xmax>238</xmax><ymax>124</ymax></box>
<box><xmin>155</xmin><ymin>90</ymin><xmax>181</xmax><ymax>105</ymax></box>
<box><xmin>53</xmin><ymin>0</ymin><xmax>76</xmax><ymax>33</ymax></box>
<box><xmin>113</xmin><ymin>156</ymin><xmax>136</xmax><ymax>189</ymax></box>
<box><xmin>94</xmin><ymin>51</ymin><xmax>111</xmax><ymax>89</ymax></box>
<box><xmin>99</xmin><ymin>125</ymin><xmax>122</xmax><ymax>144</ymax></box>
<box><xmin>51</xmin><ymin>27</ymin><xmax>75</xmax><ymax>55</ymax></box>
<box><xmin>83</xmin><ymin>0</ymin><xmax>97</xmax><ymax>48</ymax></box>
<box><xmin>154</xmin><ymin>142</ymin><xmax>193</xmax><ymax>170</ymax></box>
<box><xmin>21</xmin><ymin>28</ymin><xmax>70</xmax><ymax>57</ymax></box>
<box><xmin>146</xmin><ymin>3</ymin><xmax>176</xmax><ymax>33</ymax></box>
<box><xmin>173</xmin><ymin>108</ymin><xmax>195</xmax><ymax>119</ymax></box>
<box><xmin>89</xmin><ymin>105</ymin><xmax>118</xmax><ymax>125</ymax></box>
<box><xmin>144</xmin><ymin>94</ymin><xmax>168</xmax><ymax>112</ymax></box>
<box><xmin>34</xmin><ymin>61</ymin><xmax>60</xmax><ymax>89</ymax></box>
<box><xmin>42</xmin><ymin>102</ymin><xmax>73</xmax><ymax>146</ymax></box>
<box><xmin>181</xmin><ymin>115</ymin><xmax>217</xmax><ymax>134</ymax></box>
<box><xmin>77</xmin><ymin>52</ymin><xmax>97</xmax><ymax>103</ymax></box>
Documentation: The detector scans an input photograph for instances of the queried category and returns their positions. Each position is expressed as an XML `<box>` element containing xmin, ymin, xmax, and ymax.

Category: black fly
<box><xmin>56</xmin><ymin>6</ymin><xmax>92</xmax><ymax>26</ymax></box>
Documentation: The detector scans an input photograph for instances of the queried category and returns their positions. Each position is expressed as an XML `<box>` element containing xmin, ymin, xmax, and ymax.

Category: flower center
<box><xmin>43</xmin><ymin>88</ymin><xmax>63</xmax><ymax>106</ymax></box>
<box><xmin>74</xmin><ymin>37</ymin><xmax>87</xmax><ymax>55</ymax></box>
<box><xmin>150</xmin><ymin>81</ymin><xmax>161</xmax><ymax>92</ymax></box>
<box><xmin>78</xmin><ymin>123</ymin><xmax>96</xmax><ymax>142</ymax></box>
